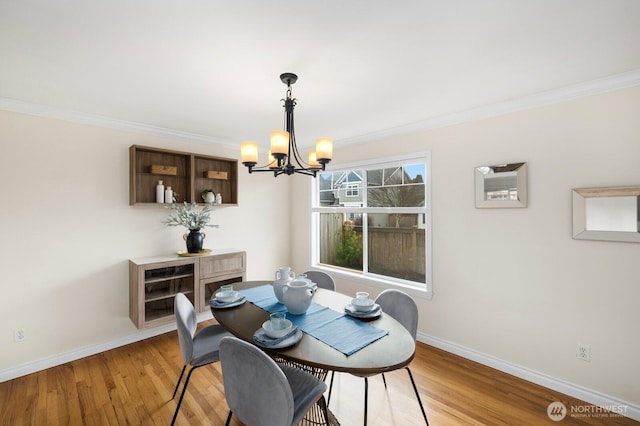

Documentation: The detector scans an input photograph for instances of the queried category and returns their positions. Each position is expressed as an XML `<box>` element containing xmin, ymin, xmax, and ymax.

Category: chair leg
<box><xmin>327</xmin><ymin>371</ymin><xmax>335</xmax><ymax>405</ymax></box>
<box><xmin>363</xmin><ymin>377</ymin><xmax>368</xmax><ymax>426</ymax></box>
<box><xmin>405</xmin><ymin>367</ymin><xmax>429</xmax><ymax>425</ymax></box>
<box><xmin>225</xmin><ymin>410</ymin><xmax>233</xmax><ymax>425</ymax></box>
<box><xmin>381</xmin><ymin>372</ymin><xmax>387</xmax><ymax>389</ymax></box>
<box><xmin>171</xmin><ymin>365</ymin><xmax>203</xmax><ymax>425</ymax></box>
<box><xmin>172</xmin><ymin>365</ymin><xmax>187</xmax><ymax>399</ymax></box>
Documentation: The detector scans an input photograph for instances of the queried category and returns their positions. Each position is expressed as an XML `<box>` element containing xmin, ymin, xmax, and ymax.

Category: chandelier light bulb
<box><xmin>270</xmin><ymin>130</ymin><xmax>289</xmax><ymax>157</ymax></box>
<box><xmin>240</xmin><ymin>141</ymin><xmax>258</xmax><ymax>165</ymax></box>
<box><xmin>315</xmin><ymin>137</ymin><xmax>333</xmax><ymax>162</ymax></box>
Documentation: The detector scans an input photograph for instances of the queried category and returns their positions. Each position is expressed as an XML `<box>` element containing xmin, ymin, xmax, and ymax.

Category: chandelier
<box><xmin>240</xmin><ymin>73</ymin><xmax>333</xmax><ymax>177</ymax></box>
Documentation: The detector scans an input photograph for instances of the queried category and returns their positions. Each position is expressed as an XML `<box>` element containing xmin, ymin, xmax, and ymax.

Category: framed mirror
<box><xmin>475</xmin><ymin>162</ymin><xmax>528</xmax><ymax>208</ymax></box>
<box><xmin>572</xmin><ymin>186</ymin><xmax>640</xmax><ymax>242</ymax></box>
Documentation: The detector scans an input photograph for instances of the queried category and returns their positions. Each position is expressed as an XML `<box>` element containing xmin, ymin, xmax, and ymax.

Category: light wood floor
<box><xmin>1</xmin><ymin>320</ymin><xmax>637</xmax><ymax>425</ymax></box>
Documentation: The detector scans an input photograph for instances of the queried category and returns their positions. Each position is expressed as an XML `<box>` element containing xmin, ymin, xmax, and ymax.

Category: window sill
<box><xmin>312</xmin><ymin>265</ymin><xmax>433</xmax><ymax>300</ymax></box>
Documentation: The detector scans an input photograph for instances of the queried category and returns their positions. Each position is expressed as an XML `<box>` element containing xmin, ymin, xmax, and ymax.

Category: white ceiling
<box><xmin>1</xmin><ymin>0</ymin><xmax>640</xmax><ymax>150</ymax></box>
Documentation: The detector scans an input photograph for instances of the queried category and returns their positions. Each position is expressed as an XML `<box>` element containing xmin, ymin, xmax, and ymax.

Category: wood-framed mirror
<box><xmin>475</xmin><ymin>162</ymin><xmax>528</xmax><ymax>208</ymax></box>
<box><xmin>572</xmin><ymin>186</ymin><xmax>640</xmax><ymax>242</ymax></box>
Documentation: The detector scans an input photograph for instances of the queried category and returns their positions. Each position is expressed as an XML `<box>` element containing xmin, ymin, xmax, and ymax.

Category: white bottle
<box><xmin>156</xmin><ymin>180</ymin><xmax>164</xmax><ymax>203</ymax></box>
<box><xmin>164</xmin><ymin>186</ymin><xmax>173</xmax><ymax>204</ymax></box>
<box><xmin>216</xmin><ymin>193</ymin><xmax>222</xmax><ymax>205</ymax></box>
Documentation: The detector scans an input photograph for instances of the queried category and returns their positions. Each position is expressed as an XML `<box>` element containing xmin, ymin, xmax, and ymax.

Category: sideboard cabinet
<box><xmin>129</xmin><ymin>250</ymin><xmax>246</xmax><ymax>329</ymax></box>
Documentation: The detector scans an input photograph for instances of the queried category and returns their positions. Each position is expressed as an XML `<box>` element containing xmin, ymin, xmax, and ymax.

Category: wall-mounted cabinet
<box><xmin>129</xmin><ymin>145</ymin><xmax>238</xmax><ymax>205</ymax></box>
<box><xmin>129</xmin><ymin>257</ymin><xmax>198</xmax><ymax>329</ymax></box>
<box><xmin>129</xmin><ymin>250</ymin><xmax>246</xmax><ymax>329</ymax></box>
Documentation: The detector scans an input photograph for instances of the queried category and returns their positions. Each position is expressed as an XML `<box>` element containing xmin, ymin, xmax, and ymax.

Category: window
<box><xmin>346</xmin><ymin>184</ymin><xmax>359</xmax><ymax>197</ymax></box>
<box><xmin>312</xmin><ymin>153</ymin><xmax>432</xmax><ymax>293</ymax></box>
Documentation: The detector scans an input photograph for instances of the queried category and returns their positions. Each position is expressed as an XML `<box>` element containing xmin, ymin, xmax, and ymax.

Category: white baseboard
<box><xmin>0</xmin><ymin>311</ymin><xmax>213</xmax><ymax>384</ymax></box>
<box><xmin>417</xmin><ymin>333</ymin><xmax>640</xmax><ymax>422</ymax></box>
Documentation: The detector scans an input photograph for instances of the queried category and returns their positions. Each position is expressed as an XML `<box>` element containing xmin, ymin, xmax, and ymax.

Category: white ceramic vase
<box><xmin>273</xmin><ymin>266</ymin><xmax>295</xmax><ymax>303</ymax></box>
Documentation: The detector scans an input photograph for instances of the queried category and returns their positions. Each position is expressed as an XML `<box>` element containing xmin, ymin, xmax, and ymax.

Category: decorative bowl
<box><xmin>215</xmin><ymin>291</ymin><xmax>238</xmax><ymax>303</ymax></box>
<box><xmin>352</xmin><ymin>298</ymin><xmax>375</xmax><ymax>312</ymax></box>
<box><xmin>262</xmin><ymin>319</ymin><xmax>293</xmax><ymax>338</ymax></box>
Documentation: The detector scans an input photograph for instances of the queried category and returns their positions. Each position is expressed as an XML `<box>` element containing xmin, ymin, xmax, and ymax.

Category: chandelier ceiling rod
<box><xmin>240</xmin><ymin>73</ymin><xmax>333</xmax><ymax>177</ymax></box>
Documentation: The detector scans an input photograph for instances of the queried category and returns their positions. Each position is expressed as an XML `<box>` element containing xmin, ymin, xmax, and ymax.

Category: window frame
<box><xmin>310</xmin><ymin>152</ymin><xmax>433</xmax><ymax>298</ymax></box>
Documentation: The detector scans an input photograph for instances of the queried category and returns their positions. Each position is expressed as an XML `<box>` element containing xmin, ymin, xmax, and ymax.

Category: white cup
<box><xmin>270</xmin><ymin>312</ymin><xmax>287</xmax><ymax>330</ymax></box>
<box><xmin>355</xmin><ymin>291</ymin><xmax>370</xmax><ymax>305</ymax></box>
<box><xmin>220</xmin><ymin>284</ymin><xmax>234</xmax><ymax>297</ymax></box>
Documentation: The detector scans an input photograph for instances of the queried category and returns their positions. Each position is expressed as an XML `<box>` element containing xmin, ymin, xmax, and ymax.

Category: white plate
<box><xmin>345</xmin><ymin>303</ymin><xmax>382</xmax><ymax>319</ymax></box>
<box><xmin>253</xmin><ymin>328</ymin><xmax>303</xmax><ymax>349</ymax></box>
<box><xmin>209</xmin><ymin>294</ymin><xmax>246</xmax><ymax>309</ymax></box>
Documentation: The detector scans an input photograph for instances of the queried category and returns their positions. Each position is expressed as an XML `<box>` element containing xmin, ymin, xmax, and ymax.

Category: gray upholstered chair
<box><xmin>303</xmin><ymin>270</ymin><xmax>336</xmax><ymax>291</ymax></box>
<box><xmin>171</xmin><ymin>292</ymin><xmax>231</xmax><ymax>425</ymax></box>
<box><xmin>219</xmin><ymin>336</ymin><xmax>329</xmax><ymax>426</ymax></box>
<box><xmin>330</xmin><ymin>289</ymin><xmax>429</xmax><ymax>425</ymax></box>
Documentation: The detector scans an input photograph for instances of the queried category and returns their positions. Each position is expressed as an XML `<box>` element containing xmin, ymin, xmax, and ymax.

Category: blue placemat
<box><xmin>239</xmin><ymin>284</ymin><xmax>388</xmax><ymax>356</ymax></box>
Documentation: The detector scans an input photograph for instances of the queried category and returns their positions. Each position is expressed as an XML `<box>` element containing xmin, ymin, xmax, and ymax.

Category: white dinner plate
<box><xmin>253</xmin><ymin>328</ymin><xmax>303</xmax><ymax>349</ymax></box>
<box><xmin>345</xmin><ymin>303</ymin><xmax>382</xmax><ymax>319</ymax></box>
<box><xmin>209</xmin><ymin>294</ymin><xmax>246</xmax><ymax>309</ymax></box>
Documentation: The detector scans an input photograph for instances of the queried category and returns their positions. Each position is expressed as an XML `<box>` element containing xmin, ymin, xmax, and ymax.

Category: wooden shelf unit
<box><xmin>129</xmin><ymin>250</ymin><xmax>246</xmax><ymax>329</ymax></box>
<box><xmin>129</xmin><ymin>145</ymin><xmax>238</xmax><ymax>206</ymax></box>
<box><xmin>194</xmin><ymin>155</ymin><xmax>238</xmax><ymax>205</ymax></box>
<box><xmin>129</xmin><ymin>257</ymin><xmax>197</xmax><ymax>329</ymax></box>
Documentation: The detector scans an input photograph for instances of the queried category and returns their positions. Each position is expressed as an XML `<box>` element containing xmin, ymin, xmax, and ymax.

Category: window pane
<box><xmin>319</xmin><ymin>173</ymin><xmax>333</xmax><ymax>191</ymax></box>
<box><xmin>319</xmin><ymin>173</ymin><xmax>335</xmax><ymax>206</ymax></box>
<box><xmin>319</xmin><ymin>213</ymin><xmax>363</xmax><ymax>272</ymax></box>
<box><xmin>319</xmin><ymin>170</ymin><xmax>364</xmax><ymax>207</ymax></box>
<box><xmin>404</xmin><ymin>163</ymin><xmax>426</xmax><ymax>183</ymax></box>
<box><xmin>366</xmin><ymin>165</ymin><xmax>425</xmax><ymax>207</ymax></box>
<box><xmin>383</xmin><ymin>167</ymin><xmax>403</xmax><ymax>185</ymax></box>
<box><xmin>368</xmin><ymin>184</ymin><xmax>425</xmax><ymax>207</ymax></box>
<box><xmin>367</xmin><ymin>169</ymin><xmax>383</xmax><ymax>187</ymax></box>
<box><xmin>368</xmin><ymin>213</ymin><xmax>425</xmax><ymax>283</ymax></box>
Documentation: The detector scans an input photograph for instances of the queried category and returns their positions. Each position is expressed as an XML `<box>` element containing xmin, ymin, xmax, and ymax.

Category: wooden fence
<box><xmin>319</xmin><ymin>214</ymin><xmax>426</xmax><ymax>282</ymax></box>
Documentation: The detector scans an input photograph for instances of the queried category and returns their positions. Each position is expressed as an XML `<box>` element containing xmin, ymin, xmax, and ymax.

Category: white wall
<box><xmin>0</xmin><ymin>110</ymin><xmax>291</xmax><ymax>372</ymax></box>
<box><xmin>291</xmin><ymin>86</ymin><xmax>640</xmax><ymax>407</ymax></box>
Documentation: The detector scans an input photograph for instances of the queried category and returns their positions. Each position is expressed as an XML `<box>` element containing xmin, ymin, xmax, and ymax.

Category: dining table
<box><xmin>210</xmin><ymin>280</ymin><xmax>416</xmax><ymax>425</ymax></box>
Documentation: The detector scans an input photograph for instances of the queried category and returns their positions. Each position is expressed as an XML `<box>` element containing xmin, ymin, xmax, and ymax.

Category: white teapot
<box><xmin>273</xmin><ymin>266</ymin><xmax>295</xmax><ymax>303</ymax></box>
<box><xmin>282</xmin><ymin>278</ymin><xmax>317</xmax><ymax>315</ymax></box>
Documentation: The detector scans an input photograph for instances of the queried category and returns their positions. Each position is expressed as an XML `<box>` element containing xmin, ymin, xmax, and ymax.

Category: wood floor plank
<box><xmin>0</xmin><ymin>320</ymin><xmax>637</xmax><ymax>425</ymax></box>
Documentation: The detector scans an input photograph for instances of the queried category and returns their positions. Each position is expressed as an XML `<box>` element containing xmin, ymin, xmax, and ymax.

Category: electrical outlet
<box><xmin>14</xmin><ymin>329</ymin><xmax>26</xmax><ymax>343</ymax></box>
<box><xmin>577</xmin><ymin>343</ymin><xmax>590</xmax><ymax>362</ymax></box>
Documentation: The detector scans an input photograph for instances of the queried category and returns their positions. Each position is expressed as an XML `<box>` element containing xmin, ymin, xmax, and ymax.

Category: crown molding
<box><xmin>1</xmin><ymin>69</ymin><xmax>639</xmax><ymax>146</ymax></box>
<box><xmin>0</xmin><ymin>97</ymin><xmax>236</xmax><ymax>148</ymax></box>
<box><xmin>340</xmin><ymin>68</ymin><xmax>640</xmax><ymax>145</ymax></box>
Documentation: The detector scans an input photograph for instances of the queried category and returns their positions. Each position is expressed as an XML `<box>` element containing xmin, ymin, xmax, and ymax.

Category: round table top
<box><xmin>211</xmin><ymin>281</ymin><xmax>415</xmax><ymax>375</ymax></box>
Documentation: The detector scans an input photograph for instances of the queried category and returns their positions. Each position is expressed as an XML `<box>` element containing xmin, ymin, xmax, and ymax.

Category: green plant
<box><xmin>335</xmin><ymin>224</ymin><xmax>363</xmax><ymax>269</ymax></box>
<box><xmin>201</xmin><ymin>189</ymin><xmax>215</xmax><ymax>199</ymax></box>
<box><xmin>164</xmin><ymin>202</ymin><xmax>219</xmax><ymax>230</ymax></box>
